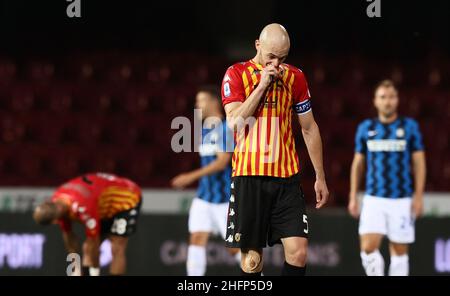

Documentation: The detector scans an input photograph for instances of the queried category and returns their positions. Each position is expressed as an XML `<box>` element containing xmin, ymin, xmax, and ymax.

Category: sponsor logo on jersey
<box><xmin>367</xmin><ymin>139</ymin><xmax>407</xmax><ymax>152</ymax></box>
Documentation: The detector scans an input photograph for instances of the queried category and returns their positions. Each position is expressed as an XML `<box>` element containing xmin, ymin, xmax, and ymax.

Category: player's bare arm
<box><xmin>62</xmin><ymin>230</ymin><xmax>80</xmax><ymax>254</ymax></box>
<box><xmin>412</xmin><ymin>151</ymin><xmax>426</xmax><ymax>218</ymax></box>
<box><xmin>297</xmin><ymin>111</ymin><xmax>329</xmax><ymax>209</ymax></box>
<box><xmin>82</xmin><ymin>236</ymin><xmax>101</xmax><ymax>268</ymax></box>
<box><xmin>171</xmin><ymin>152</ymin><xmax>232</xmax><ymax>189</ymax></box>
<box><xmin>348</xmin><ymin>153</ymin><xmax>366</xmax><ymax>218</ymax></box>
<box><xmin>224</xmin><ymin>65</ymin><xmax>280</xmax><ymax>129</ymax></box>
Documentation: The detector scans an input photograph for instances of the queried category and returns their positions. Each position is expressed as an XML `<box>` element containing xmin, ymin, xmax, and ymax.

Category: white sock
<box><xmin>361</xmin><ymin>250</ymin><xmax>385</xmax><ymax>276</ymax></box>
<box><xmin>187</xmin><ymin>245</ymin><xmax>206</xmax><ymax>276</ymax></box>
<box><xmin>389</xmin><ymin>254</ymin><xmax>409</xmax><ymax>276</ymax></box>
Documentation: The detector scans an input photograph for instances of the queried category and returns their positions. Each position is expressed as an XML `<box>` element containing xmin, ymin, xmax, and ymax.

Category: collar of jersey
<box><xmin>249</xmin><ymin>59</ymin><xmax>264</xmax><ymax>70</ymax></box>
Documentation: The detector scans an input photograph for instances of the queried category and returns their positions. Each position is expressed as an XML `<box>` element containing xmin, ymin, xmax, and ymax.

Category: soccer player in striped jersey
<box><xmin>171</xmin><ymin>86</ymin><xmax>240</xmax><ymax>276</ymax></box>
<box><xmin>33</xmin><ymin>173</ymin><xmax>142</xmax><ymax>276</ymax></box>
<box><xmin>221</xmin><ymin>24</ymin><xmax>329</xmax><ymax>276</ymax></box>
<box><xmin>348</xmin><ymin>80</ymin><xmax>427</xmax><ymax>276</ymax></box>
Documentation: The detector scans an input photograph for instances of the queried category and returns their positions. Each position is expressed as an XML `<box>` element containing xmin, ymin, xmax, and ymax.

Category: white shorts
<box><xmin>188</xmin><ymin>197</ymin><xmax>229</xmax><ymax>239</ymax></box>
<box><xmin>358</xmin><ymin>195</ymin><xmax>415</xmax><ymax>244</ymax></box>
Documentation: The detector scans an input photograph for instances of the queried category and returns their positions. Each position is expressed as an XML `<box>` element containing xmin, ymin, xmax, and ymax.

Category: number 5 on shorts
<box><xmin>303</xmin><ymin>214</ymin><xmax>309</xmax><ymax>234</ymax></box>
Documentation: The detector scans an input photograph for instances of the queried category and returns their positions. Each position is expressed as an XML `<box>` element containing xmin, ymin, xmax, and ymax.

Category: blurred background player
<box><xmin>222</xmin><ymin>24</ymin><xmax>329</xmax><ymax>276</ymax></box>
<box><xmin>33</xmin><ymin>173</ymin><xmax>142</xmax><ymax>276</ymax></box>
<box><xmin>348</xmin><ymin>80</ymin><xmax>427</xmax><ymax>276</ymax></box>
<box><xmin>171</xmin><ymin>86</ymin><xmax>240</xmax><ymax>276</ymax></box>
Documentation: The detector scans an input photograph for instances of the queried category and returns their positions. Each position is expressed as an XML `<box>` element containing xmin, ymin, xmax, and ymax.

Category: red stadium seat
<box><xmin>1</xmin><ymin>114</ymin><xmax>26</xmax><ymax>144</ymax></box>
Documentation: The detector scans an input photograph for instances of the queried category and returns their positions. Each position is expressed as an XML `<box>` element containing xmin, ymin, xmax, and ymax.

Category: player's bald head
<box><xmin>258</xmin><ymin>23</ymin><xmax>290</xmax><ymax>52</ymax></box>
<box><xmin>255</xmin><ymin>23</ymin><xmax>290</xmax><ymax>67</ymax></box>
<box><xmin>33</xmin><ymin>201</ymin><xmax>58</xmax><ymax>225</ymax></box>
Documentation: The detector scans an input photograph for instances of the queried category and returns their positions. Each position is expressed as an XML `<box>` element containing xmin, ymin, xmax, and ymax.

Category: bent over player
<box><xmin>33</xmin><ymin>173</ymin><xmax>142</xmax><ymax>276</ymax></box>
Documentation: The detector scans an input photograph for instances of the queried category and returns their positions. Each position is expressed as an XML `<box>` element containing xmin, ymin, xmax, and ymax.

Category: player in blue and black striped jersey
<box><xmin>348</xmin><ymin>80</ymin><xmax>426</xmax><ymax>276</ymax></box>
<box><xmin>171</xmin><ymin>86</ymin><xmax>239</xmax><ymax>276</ymax></box>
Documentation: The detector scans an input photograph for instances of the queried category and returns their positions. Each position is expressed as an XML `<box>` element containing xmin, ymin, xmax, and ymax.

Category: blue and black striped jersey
<box><xmin>197</xmin><ymin>120</ymin><xmax>233</xmax><ymax>204</ymax></box>
<box><xmin>355</xmin><ymin>117</ymin><xmax>424</xmax><ymax>198</ymax></box>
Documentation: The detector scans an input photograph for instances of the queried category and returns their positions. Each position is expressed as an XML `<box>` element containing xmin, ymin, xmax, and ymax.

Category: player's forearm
<box><xmin>301</xmin><ymin>122</ymin><xmax>325</xmax><ymax>180</ymax></box>
<box><xmin>227</xmin><ymin>86</ymin><xmax>266</xmax><ymax>126</ymax></box>
<box><xmin>413</xmin><ymin>153</ymin><xmax>426</xmax><ymax>197</ymax></box>
<box><xmin>349</xmin><ymin>159</ymin><xmax>364</xmax><ymax>199</ymax></box>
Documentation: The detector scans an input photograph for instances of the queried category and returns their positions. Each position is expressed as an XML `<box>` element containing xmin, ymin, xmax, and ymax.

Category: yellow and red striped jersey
<box><xmin>221</xmin><ymin>60</ymin><xmax>311</xmax><ymax>178</ymax></box>
<box><xmin>52</xmin><ymin>173</ymin><xmax>141</xmax><ymax>237</ymax></box>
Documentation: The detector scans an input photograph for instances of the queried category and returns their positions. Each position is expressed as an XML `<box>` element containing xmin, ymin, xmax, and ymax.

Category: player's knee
<box><xmin>361</xmin><ymin>244</ymin><xmax>378</xmax><ymax>254</ymax></box>
<box><xmin>111</xmin><ymin>238</ymin><xmax>127</xmax><ymax>257</ymax></box>
<box><xmin>285</xmin><ymin>247</ymin><xmax>307</xmax><ymax>266</ymax></box>
<box><xmin>390</xmin><ymin>243</ymin><xmax>408</xmax><ymax>256</ymax></box>
<box><xmin>189</xmin><ymin>232</ymin><xmax>208</xmax><ymax>246</ymax></box>
<box><xmin>241</xmin><ymin>250</ymin><xmax>263</xmax><ymax>273</ymax></box>
<box><xmin>361</xmin><ymin>239</ymin><xmax>380</xmax><ymax>254</ymax></box>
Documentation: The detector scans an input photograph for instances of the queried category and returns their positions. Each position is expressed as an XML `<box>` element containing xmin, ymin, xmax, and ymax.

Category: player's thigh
<box><xmin>386</xmin><ymin>198</ymin><xmax>415</xmax><ymax>244</ymax></box>
<box><xmin>188</xmin><ymin>197</ymin><xmax>214</xmax><ymax>234</ymax></box>
<box><xmin>225</xmin><ymin>177</ymin><xmax>272</xmax><ymax>249</ymax></box>
<box><xmin>268</xmin><ymin>179</ymin><xmax>308</xmax><ymax>247</ymax></box>
<box><xmin>360</xmin><ymin>233</ymin><xmax>384</xmax><ymax>252</ymax></box>
<box><xmin>359</xmin><ymin>196</ymin><xmax>388</xmax><ymax>237</ymax></box>
<box><xmin>211</xmin><ymin>202</ymin><xmax>229</xmax><ymax>240</ymax></box>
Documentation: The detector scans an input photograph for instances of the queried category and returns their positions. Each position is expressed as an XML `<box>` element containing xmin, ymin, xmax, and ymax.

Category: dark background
<box><xmin>0</xmin><ymin>0</ymin><xmax>449</xmax><ymax>204</ymax></box>
<box><xmin>1</xmin><ymin>0</ymin><xmax>450</xmax><ymax>56</ymax></box>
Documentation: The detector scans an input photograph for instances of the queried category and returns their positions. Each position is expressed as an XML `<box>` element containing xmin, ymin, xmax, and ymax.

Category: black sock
<box><xmin>241</xmin><ymin>269</ymin><xmax>262</xmax><ymax>276</ymax></box>
<box><xmin>281</xmin><ymin>262</ymin><xmax>306</xmax><ymax>276</ymax></box>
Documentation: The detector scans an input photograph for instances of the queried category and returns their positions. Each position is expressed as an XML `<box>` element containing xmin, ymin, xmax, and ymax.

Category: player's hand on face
<box><xmin>314</xmin><ymin>178</ymin><xmax>329</xmax><ymax>209</ymax></box>
<box><xmin>258</xmin><ymin>64</ymin><xmax>279</xmax><ymax>90</ymax></box>
<box><xmin>411</xmin><ymin>194</ymin><xmax>424</xmax><ymax>218</ymax></box>
<box><xmin>347</xmin><ymin>198</ymin><xmax>359</xmax><ymax>218</ymax></box>
<box><xmin>170</xmin><ymin>173</ymin><xmax>194</xmax><ymax>189</ymax></box>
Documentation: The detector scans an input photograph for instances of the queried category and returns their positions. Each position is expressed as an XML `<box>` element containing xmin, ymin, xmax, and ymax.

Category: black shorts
<box><xmin>101</xmin><ymin>200</ymin><xmax>142</xmax><ymax>237</ymax></box>
<box><xmin>225</xmin><ymin>174</ymin><xmax>308</xmax><ymax>249</ymax></box>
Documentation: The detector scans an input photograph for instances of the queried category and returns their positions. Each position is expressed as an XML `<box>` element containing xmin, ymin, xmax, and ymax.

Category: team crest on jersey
<box><xmin>396</xmin><ymin>128</ymin><xmax>405</xmax><ymax>138</ymax></box>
